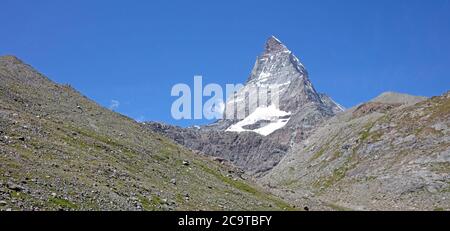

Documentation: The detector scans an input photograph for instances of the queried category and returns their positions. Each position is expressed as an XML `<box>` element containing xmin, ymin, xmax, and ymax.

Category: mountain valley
<box><xmin>0</xmin><ymin>36</ymin><xmax>448</xmax><ymax>211</ymax></box>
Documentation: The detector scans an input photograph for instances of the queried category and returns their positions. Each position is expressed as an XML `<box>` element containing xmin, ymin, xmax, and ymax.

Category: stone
<box><xmin>342</xmin><ymin>144</ymin><xmax>351</xmax><ymax>150</ymax></box>
<box><xmin>7</xmin><ymin>182</ymin><xmax>24</xmax><ymax>192</ymax></box>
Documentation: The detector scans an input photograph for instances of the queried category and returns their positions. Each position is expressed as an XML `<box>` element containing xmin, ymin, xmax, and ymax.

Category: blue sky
<box><xmin>1</xmin><ymin>0</ymin><xmax>450</xmax><ymax>126</ymax></box>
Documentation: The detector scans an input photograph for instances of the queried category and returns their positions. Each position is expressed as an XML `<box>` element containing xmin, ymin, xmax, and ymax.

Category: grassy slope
<box><xmin>0</xmin><ymin>56</ymin><xmax>293</xmax><ymax>211</ymax></box>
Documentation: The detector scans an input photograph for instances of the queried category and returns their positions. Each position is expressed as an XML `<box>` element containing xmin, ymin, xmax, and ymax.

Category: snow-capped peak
<box><xmin>223</xmin><ymin>36</ymin><xmax>343</xmax><ymax>138</ymax></box>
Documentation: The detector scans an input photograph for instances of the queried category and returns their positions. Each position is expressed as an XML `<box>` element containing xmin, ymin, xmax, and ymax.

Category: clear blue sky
<box><xmin>1</xmin><ymin>0</ymin><xmax>450</xmax><ymax>126</ymax></box>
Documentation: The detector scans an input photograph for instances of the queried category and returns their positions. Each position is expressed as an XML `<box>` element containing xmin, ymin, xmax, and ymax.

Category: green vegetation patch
<box><xmin>49</xmin><ymin>197</ymin><xmax>78</xmax><ymax>210</ymax></box>
<box><xmin>430</xmin><ymin>97</ymin><xmax>450</xmax><ymax>119</ymax></box>
<box><xmin>314</xmin><ymin>150</ymin><xmax>359</xmax><ymax>191</ymax></box>
<box><xmin>198</xmin><ymin>163</ymin><xmax>294</xmax><ymax>210</ymax></box>
<box><xmin>138</xmin><ymin>195</ymin><xmax>158</xmax><ymax>211</ymax></box>
<box><xmin>326</xmin><ymin>202</ymin><xmax>353</xmax><ymax>211</ymax></box>
<box><xmin>430</xmin><ymin>162</ymin><xmax>450</xmax><ymax>174</ymax></box>
<box><xmin>310</xmin><ymin>147</ymin><xmax>326</xmax><ymax>162</ymax></box>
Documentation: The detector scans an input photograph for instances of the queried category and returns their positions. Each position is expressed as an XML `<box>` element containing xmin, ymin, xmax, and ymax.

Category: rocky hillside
<box><xmin>0</xmin><ymin>55</ymin><xmax>294</xmax><ymax>211</ymax></box>
<box><xmin>262</xmin><ymin>92</ymin><xmax>450</xmax><ymax>211</ymax></box>
<box><xmin>144</xmin><ymin>122</ymin><xmax>289</xmax><ymax>176</ymax></box>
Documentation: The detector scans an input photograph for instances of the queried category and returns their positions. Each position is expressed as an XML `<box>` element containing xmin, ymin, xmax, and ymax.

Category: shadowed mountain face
<box><xmin>145</xmin><ymin>36</ymin><xmax>343</xmax><ymax>176</ymax></box>
<box><xmin>143</xmin><ymin>122</ymin><xmax>290</xmax><ymax>176</ymax></box>
<box><xmin>0</xmin><ymin>56</ymin><xmax>294</xmax><ymax>211</ymax></box>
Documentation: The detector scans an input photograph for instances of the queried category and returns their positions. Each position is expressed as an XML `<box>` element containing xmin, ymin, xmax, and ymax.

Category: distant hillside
<box><xmin>263</xmin><ymin>91</ymin><xmax>449</xmax><ymax>211</ymax></box>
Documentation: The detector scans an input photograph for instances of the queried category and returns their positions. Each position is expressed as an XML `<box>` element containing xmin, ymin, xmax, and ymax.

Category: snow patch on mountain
<box><xmin>226</xmin><ymin>105</ymin><xmax>291</xmax><ymax>136</ymax></box>
<box><xmin>259</xmin><ymin>71</ymin><xmax>272</xmax><ymax>79</ymax></box>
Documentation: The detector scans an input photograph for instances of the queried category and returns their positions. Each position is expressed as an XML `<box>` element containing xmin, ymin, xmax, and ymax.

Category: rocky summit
<box><xmin>218</xmin><ymin>36</ymin><xmax>343</xmax><ymax>139</ymax></box>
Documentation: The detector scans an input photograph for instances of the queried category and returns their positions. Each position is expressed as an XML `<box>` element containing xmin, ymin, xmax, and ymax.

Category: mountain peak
<box><xmin>370</xmin><ymin>91</ymin><xmax>427</xmax><ymax>105</ymax></box>
<box><xmin>0</xmin><ymin>55</ymin><xmax>24</xmax><ymax>65</ymax></box>
<box><xmin>265</xmin><ymin>35</ymin><xmax>289</xmax><ymax>53</ymax></box>
<box><xmin>247</xmin><ymin>36</ymin><xmax>305</xmax><ymax>83</ymax></box>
